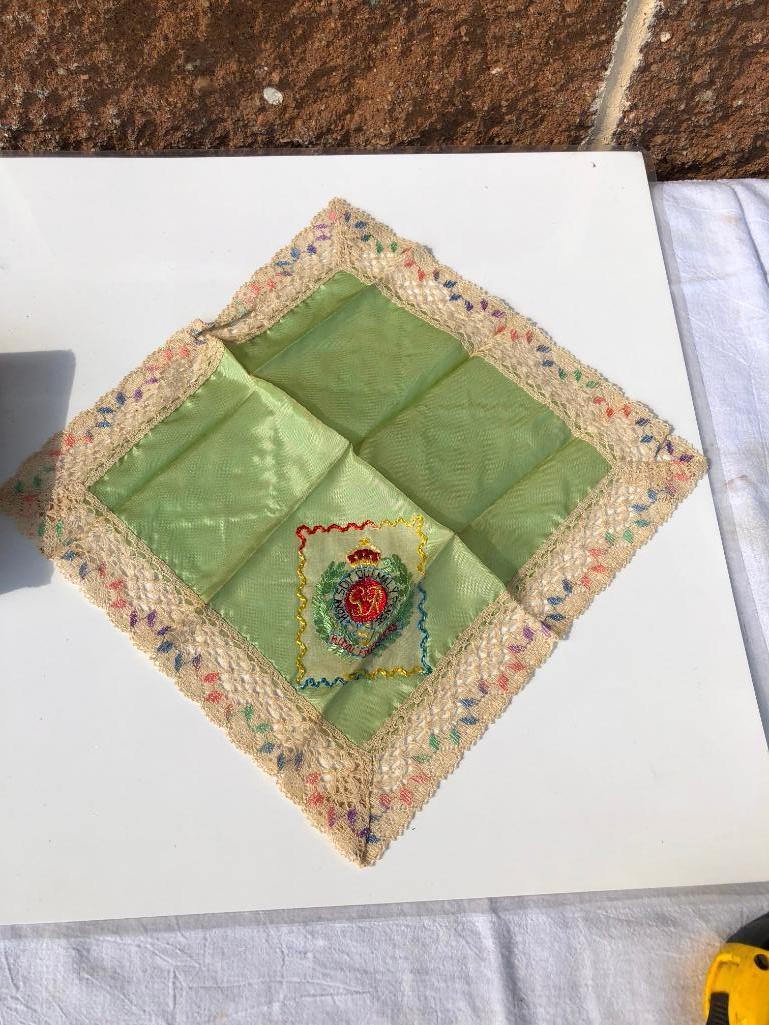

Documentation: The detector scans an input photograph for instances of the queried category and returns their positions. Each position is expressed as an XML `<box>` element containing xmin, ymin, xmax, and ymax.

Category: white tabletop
<box><xmin>1</xmin><ymin>155</ymin><xmax>767</xmax><ymax>929</ymax></box>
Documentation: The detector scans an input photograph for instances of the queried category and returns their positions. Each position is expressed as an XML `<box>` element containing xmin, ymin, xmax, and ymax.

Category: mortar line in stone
<box><xmin>585</xmin><ymin>0</ymin><xmax>661</xmax><ymax>149</ymax></box>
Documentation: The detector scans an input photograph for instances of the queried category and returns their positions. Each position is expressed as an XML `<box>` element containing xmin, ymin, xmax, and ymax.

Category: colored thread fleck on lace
<box><xmin>541</xmin><ymin>468</ymin><xmax>689</xmax><ymax>624</ymax></box>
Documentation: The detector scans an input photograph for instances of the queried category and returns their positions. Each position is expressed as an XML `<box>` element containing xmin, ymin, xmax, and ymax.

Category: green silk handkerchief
<box><xmin>0</xmin><ymin>199</ymin><xmax>705</xmax><ymax>865</ymax></box>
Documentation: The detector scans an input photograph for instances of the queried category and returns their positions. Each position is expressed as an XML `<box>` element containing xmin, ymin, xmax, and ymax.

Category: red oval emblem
<box><xmin>344</xmin><ymin>577</ymin><xmax>388</xmax><ymax>623</ymax></box>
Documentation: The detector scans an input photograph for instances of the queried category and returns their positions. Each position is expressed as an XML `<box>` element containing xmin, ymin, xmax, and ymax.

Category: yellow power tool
<box><xmin>704</xmin><ymin>911</ymin><xmax>769</xmax><ymax>1024</ymax></box>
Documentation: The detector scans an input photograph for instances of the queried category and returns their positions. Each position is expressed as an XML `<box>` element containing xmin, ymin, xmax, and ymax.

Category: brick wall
<box><xmin>1</xmin><ymin>0</ymin><xmax>766</xmax><ymax>178</ymax></box>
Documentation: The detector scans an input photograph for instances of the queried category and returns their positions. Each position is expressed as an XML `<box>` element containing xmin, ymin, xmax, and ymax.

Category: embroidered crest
<box><xmin>295</xmin><ymin>516</ymin><xmax>431</xmax><ymax>689</ymax></box>
<box><xmin>312</xmin><ymin>538</ymin><xmax>414</xmax><ymax>661</ymax></box>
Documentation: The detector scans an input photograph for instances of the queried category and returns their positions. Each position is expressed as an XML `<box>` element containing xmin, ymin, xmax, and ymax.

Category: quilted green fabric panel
<box><xmin>91</xmin><ymin>272</ymin><xmax>609</xmax><ymax>744</ymax></box>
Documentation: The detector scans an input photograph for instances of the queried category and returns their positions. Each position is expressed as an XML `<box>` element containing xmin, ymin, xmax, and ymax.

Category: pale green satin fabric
<box><xmin>91</xmin><ymin>272</ymin><xmax>609</xmax><ymax>744</ymax></box>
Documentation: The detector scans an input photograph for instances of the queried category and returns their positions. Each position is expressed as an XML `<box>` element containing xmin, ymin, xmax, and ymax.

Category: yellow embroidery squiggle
<box><xmin>378</xmin><ymin>514</ymin><xmax>427</xmax><ymax>574</ymax></box>
<box><xmin>295</xmin><ymin>533</ymin><xmax>310</xmax><ymax>683</ymax></box>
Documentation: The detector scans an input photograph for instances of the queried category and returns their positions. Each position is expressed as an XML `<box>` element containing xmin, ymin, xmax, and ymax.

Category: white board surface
<box><xmin>0</xmin><ymin>152</ymin><xmax>767</xmax><ymax>924</ymax></box>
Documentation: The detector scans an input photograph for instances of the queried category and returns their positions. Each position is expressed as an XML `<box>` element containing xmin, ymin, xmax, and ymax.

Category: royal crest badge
<box><xmin>295</xmin><ymin>517</ymin><xmax>430</xmax><ymax>689</ymax></box>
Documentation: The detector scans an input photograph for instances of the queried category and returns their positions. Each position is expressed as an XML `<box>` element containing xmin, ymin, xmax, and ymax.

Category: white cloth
<box><xmin>654</xmin><ymin>180</ymin><xmax>769</xmax><ymax>733</ymax></box>
<box><xmin>1</xmin><ymin>180</ymin><xmax>768</xmax><ymax>1025</ymax></box>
